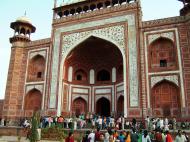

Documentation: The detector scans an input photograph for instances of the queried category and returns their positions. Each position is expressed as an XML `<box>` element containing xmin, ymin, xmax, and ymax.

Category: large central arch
<box><xmin>58</xmin><ymin>35</ymin><xmax>126</xmax><ymax>116</ymax></box>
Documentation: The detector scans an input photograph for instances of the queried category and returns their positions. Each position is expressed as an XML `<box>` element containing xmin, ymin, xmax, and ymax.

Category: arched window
<box><xmin>76</xmin><ymin>74</ymin><xmax>82</xmax><ymax>81</ymax></box>
<box><xmin>97</xmin><ymin>69</ymin><xmax>110</xmax><ymax>81</ymax></box>
<box><xmin>27</xmin><ymin>55</ymin><xmax>45</xmax><ymax>82</ymax></box>
<box><xmin>74</xmin><ymin>69</ymin><xmax>87</xmax><ymax>81</ymax></box>
<box><xmin>149</xmin><ymin>37</ymin><xmax>177</xmax><ymax>71</ymax></box>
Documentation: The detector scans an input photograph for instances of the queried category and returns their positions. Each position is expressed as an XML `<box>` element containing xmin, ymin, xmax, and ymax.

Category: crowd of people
<box><xmin>1</xmin><ymin>113</ymin><xmax>190</xmax><ymax>142</ymax></box>
<box><xmin>66</xmin><ymin>128</ymin><xmax>189</xmax><ymax>142</ymax></box>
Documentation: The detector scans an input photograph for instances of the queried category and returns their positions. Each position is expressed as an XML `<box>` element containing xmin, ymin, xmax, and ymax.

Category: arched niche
<box><xmin>24</xmin><ymin>89</ymin><xmax>42</xmax><ymax>111</ymax></box>
<box><xmin>96</xmin><ymin>97</ymin><xmax>110</xmax><ymax>116</ymax></box>
<box><xmin>97</xmin><ymin>69</ymin><xmax>110</xmax><ymax>81</ymax></box>
<box><xmin>27</xmin><ymin>55</ymin><xmax>45</xmax><ymax>82</ymax></box>
<box><xmin>72</xmin><ymin>97</ymin><xmax>87</xmax><ymax>116</ymax></box>
<box><xmin>151</xmin><ymin>80</ymin><xmax>181</xmax><ymax>117</ymax></box>
<box><xmin>148</xmin><ymin>37</ymin><xmax>177</xmax><ymax>71</ymax></box>
<box><xmin>74</xmin><ymin>69</ymin><xmax>87</xmax><ymax>82</ymax></box>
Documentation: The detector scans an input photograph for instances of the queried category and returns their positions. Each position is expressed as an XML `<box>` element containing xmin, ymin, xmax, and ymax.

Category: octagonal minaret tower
<box><xmin>3</xmin><ymin>16</ymin><xmax>36</xmax><ymax>122</ymax></box>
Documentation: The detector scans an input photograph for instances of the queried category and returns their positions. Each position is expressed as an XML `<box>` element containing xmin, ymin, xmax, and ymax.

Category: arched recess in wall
<box><xmin>96</xmin><ymin>97</ymin><xmax>110</xmax><ymax>117</ymax></box>
<box><xmin>151</xmin><ymin>80</ymin><xmax>181</xmax><ymax>117</ymax></box>
<box><xmin>148</xmin><ymin>37</ymin><xmax>177</xmax><ymax>72</ymax></box>
<box><xmin>117</xmin><ymin>64</ymin><xmax>123</xmax><ymax>81</ymax></box>
<box><xmin>60</xmin><ymin>35</ymin><xmax>124</xmax><ymax>115</ymax></box>
<box><xmin>74</xmin><ymin>69</ymin><xmax>87</xmax><ymax>82</ymax></box>
<box><xmin>72</xmin><ymin>97</ymin><xmax>87</xmax><ymax>116</ymax></box>
<box><xmin>117</xmin><ymin>95</ymin><xmax>124</xmax><ymax>116</ymax></box>
<box><xmin>24</xmin><ymin>89</ymin><xmax>42</xmax><ymax>111</ymax></box>
<box><xmin>97</xmin><ymin>69</ymin><xmax>110</xmax><ymax>81</ymax></box>
<box><xmin>27</xmin><ymin>55</ymin><xmax>45</xmax><ymax>82</ymax></box>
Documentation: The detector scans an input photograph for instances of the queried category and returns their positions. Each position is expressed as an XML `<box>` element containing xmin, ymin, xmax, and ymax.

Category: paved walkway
<box><xmin>0</xmin><ymin>136</ymin><xmax>59</xmax><ymax>142</ymax></box>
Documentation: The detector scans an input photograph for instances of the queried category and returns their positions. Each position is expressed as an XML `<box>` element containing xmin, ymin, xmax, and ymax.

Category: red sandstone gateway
<box><xmin>1</xmin><ymin>0</ymin><xmax>190</xmax><ymax>123</ymax></box>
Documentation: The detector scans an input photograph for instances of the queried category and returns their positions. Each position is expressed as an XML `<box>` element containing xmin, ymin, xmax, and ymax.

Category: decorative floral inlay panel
<box><xmin>62</xmin><ymin>25</ymin><xmax>125</xmax><ymax>55</ymax></box>
<box><xmin>50</xmin><ymin>14</ymin><xmax>139</xmax><ymax>110</ymax></box>
<box><xmin>26</xmin><ymin>84</ymin><xmax>43</xmax><ymax>94</ymax></box>
<box><xmin>72</xmin><ymin>94</ymin><xmax>88</xmax><ymax>102</ymax></box>
<box><xmin>151</xmin><ymin>75</ymin><xmax>179</xmax><ymax>88</ymax></box>
<box><xmin>148</xmin><ymin>32</ymin><xmax>174</xmax><ymax>45</ymax></box>
<box><xmin>29</xmin><ymin>50</ymin><xmax>46</xmax><ymax>59</ymax></box>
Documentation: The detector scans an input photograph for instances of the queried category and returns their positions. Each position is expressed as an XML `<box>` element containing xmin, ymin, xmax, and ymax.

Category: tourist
<box><xmin>145</xmin><ymin>116</ymin><xmax>150</xmax><ymax>130</ymax></box>
<box><xmin>131</xmin><ymin>128</ymin><xmax>138</xmax><ymax>142</ymax></box>
<box><xmin>105</xmin><ymin>129</ymin><xmax>110</xmax><ymax>142</ymax></box>
<box><xmin>65</xmin><ymin>132</ymin><xmax>74</xmax><ymax>142</ymax></box>
<box><xmin>88</xmin><ymin>130</ymin><xmax>95</xmax><ymax>142</ymax></box>
<box><xmin>182</xmin><ymin>131</ymin><xmax>189</xmax><ymax>142</ymax></box>
<box><xmin>138</xmin><ymin>129</ymin><xmax>142</xmax><ymax>142</ymax></box>
<box><xmin>172</xmin><ymin>118</ymin><xmax>176</xmax><ymax>132</ymax></box>
<box><xmin>118</xmin><ymin>131</ymin><xmax>125</xmax><ymax>142</ymax></box>
<box><xmin>97</xmin><ymin>116</ymin><xmax>103</xmax><ymax>129</ymax></box>
<box><xmin>82</xmin><ymin>131</ymin><xmax>90</xmax><ymax>142</ymax></box>
<box><xmin>95</xmin><ymin>128</ymin><xmax>101</xmax><ymax>141</ymax></box>
<box><xmin>165</xmin><ymin>131</ymin><xmax>173</xmax><ymax>142</ymax></box>
<box><xmin>125</xmin><ymin>131</ymin><xmax>131</xmax><ymax>142</ymax></box>
<box><xmin>142</xmin><ymin>130</ymin><xmax>151</xmax><ymax>142</ymax></box>
<box><xmin>109</xmin><ymin>134</ymin><xmax>115</xmax><ymax>142</ymax></box>
<box><xmin>175</xmin><ymin>130</ymin><xmax>187</xmax><ymax>142</ymax></box>
<box><xmin>154</xmin><ymin>129</ymin><xmax>162</xmax><ymax>142</ymax></box>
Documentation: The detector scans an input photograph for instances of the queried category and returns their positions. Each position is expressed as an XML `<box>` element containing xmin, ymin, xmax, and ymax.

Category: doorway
<box><xmin>96</xmin><ymin>97</ymin><xmax>110</xmax><ymax>116</ymax></box>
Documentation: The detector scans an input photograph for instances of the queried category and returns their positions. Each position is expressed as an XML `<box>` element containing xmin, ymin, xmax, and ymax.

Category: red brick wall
<box><xmin>178</xmin><ymin>22</ymin><xmax>190</xmax><ymax>115</ymax></box>
<box><xmin>3</xmin><ymin>47</ymin><xmax>28</xmax><ymax>119</ymax></box>
<box><xmin>0</xmin><ymin>100</ymin><xmax>4</xmax><ymax>118</ymax></box>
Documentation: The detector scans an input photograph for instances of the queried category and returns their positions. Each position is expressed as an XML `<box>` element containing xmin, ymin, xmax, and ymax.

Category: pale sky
<box><xmin>0</xmin><ymin>0</ymin><xmax>183</xmax><ymax>99</ymax></box>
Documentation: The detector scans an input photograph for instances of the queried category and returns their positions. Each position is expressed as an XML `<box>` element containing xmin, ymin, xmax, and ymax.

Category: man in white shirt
<box><xmin>88</xmin><ymin>130</ymin><xmax>95</xmax><ymax>142</ymax></box>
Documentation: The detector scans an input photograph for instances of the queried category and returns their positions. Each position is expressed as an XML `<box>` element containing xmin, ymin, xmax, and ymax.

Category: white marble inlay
<box><xmin>73</xmin><ymin>88</ymin><xmax>88</xmax><ymax>94</ymax></box>
<box><xmin>50</xmin><ymin>14</ymin><xmax>138</xmax><ymax>116</ymax></box>
<box><xmin>151</xmin><ymin>75</ymin><xmax>179</xmax><ymax>88</ymax></box>
<box><xmin>148</xmin><ymin>32</ymin><xmax>174</xmax><ymax>45</ymax></box>
<box><xmin>26</xmin><ymin>84</ymin><xmax>43</xmax><ymax>94</ymax></box>
<box><xmin>90</xmin><ymin>69</ymin><xmax>95</xmax><ymax>84</ymax></box>
<box><xmin>95</xmin><ymin>88</ymin><xmax>111</xmax><ymax>94</ymax></box>
<box><xmin>72</xmin><ymin>94</ymin><xmax>88</xmax><ymax>102</ymax></box>
<box><xmin>68</xmin><ymin>66</ymin><xmax>73</xmax><ymax>82</ymax></box>
<box><xmin>29</xmin><ymin>50</ymin><xmax>46</xmax><ymax>59</ymax></box>
<box><xmin>117</xmin><ymin>85</ymin><xmax>124</xmax><ymax>92</ymax></box>
<box><xmin>112</xmin><ymin>67</ymin><xmax>116</xmax><ymax>83</ymax></box>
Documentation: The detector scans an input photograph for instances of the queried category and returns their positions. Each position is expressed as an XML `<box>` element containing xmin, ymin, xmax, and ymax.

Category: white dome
<box><xmin>16</xmin><ymin>16</ymin><xmax>32</xmax><ymax>24</ymax></box>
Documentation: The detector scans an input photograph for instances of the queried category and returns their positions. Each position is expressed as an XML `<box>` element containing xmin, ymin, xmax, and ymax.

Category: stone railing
<box><xmin>53</xmin><ymin>0</ymin><xmax>137</xmax><ymax>19</ymax></box>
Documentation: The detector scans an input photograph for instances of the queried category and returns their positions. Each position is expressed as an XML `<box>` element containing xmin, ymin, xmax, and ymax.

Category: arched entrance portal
<box><xmin>96</xmin><ymin>97</ymin><xmax>110</xmax><ymax>116</ymax></box>
<box><xmin>117</xmin><ymin>95</ymin><xmax>124</xmax><ymax>116</ymax></box>
<box><xmin>63</xmin><ymin>36</ymin><xmax>124</xmax><ymax>116</ymax></box>
<box><xmin>72</xmin><ymin>97</ymin><xmax>87</xmax><ymax>116</ymax></box>
<box><xmin>24</xmin><ymin>89</ymin><xmax>42</xmax><ymax>111</ymax></box>
<box><xmin>152</xmin><ymin>81</ymin><xmax>181</xmax><ymax>117</ymax></box>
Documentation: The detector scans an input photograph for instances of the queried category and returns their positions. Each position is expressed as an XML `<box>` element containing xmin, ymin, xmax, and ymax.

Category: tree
<box><xmin>28</xmin><ymin>112</ymin><xmax>40</xmax><ymax>142</ymax></box>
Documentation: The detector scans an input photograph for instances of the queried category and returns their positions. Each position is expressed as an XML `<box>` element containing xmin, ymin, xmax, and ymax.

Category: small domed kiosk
<box><xmin>10</xmin><ymin>15</ymin><xmax>36</xmax><ymax>43</ymax></box>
